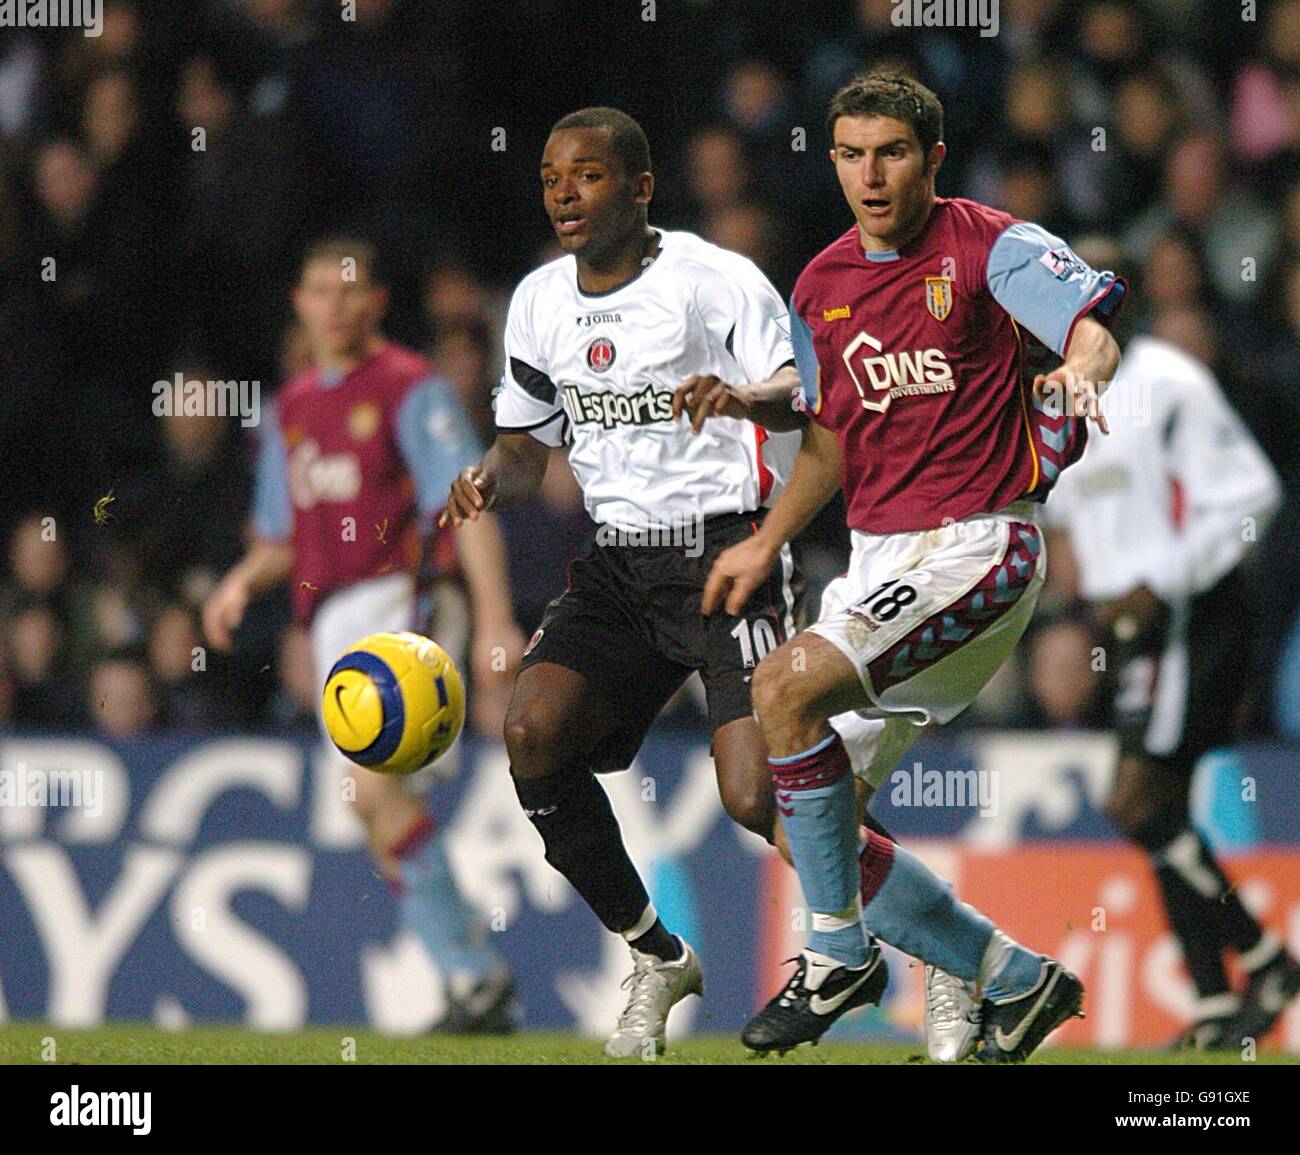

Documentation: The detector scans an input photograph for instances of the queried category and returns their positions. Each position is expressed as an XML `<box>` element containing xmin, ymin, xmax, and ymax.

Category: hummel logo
<box><xmin>776</xmin><ymin>788</ymin><xmax>794</xmax><ymax>818</ymax></box>
<box><xmin>809</xmin><ymin>964</ymin><xmax>874</xmax><ymax>1015</ymax></box>
<box><xmin>992</xmin><ymin>968</ymin><xmax>1060</xmax><ymax>1052</ymax></box>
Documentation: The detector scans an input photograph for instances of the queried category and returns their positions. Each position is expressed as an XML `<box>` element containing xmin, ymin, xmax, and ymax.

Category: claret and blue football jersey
<box><xmin>790</xmin><ymin>198</ymin><xmax>1125</xmax><ymax>534</ymax></box>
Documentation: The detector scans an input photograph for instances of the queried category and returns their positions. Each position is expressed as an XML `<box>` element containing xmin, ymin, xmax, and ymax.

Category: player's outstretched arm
<box><xmin>702</xmin><ymin>421</ymin><xmax>842</xmax><ymax>617</ymax></box>
<box><xmin>1034</xmin><ymin>315</ymin><xmax>1122</xmax><ymax>435</ymax></box>
<box><xmin>453</xmin><ymin>512</ymin><xmax>526</xmax><ymax>687</ymax></box>
<box><xmin>440</xmin><ymin>432</ymin><xmax>549</xmax><ymax>528</ymax></box>
<box><xmin>201</xmin><ymin>539</ymin><xmax>293</xmax><ymax>651</ymax></box>
<box><xmin>672</xmin><ymin>366</ymin><xmax>807</xmax><ymax>434</ymax></box>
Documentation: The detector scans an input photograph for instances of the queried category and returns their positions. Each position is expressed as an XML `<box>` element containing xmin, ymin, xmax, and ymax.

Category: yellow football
<box><xmin>321</xmin><ymin>632</ymin><xmax>465</xmax><ymax>775</ymax></box>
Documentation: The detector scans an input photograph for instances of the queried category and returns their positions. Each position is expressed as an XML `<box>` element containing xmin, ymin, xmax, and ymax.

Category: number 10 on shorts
<box><xmin>731</xmin><ymin>618</ymin><xmax>779</xmax><ymax>667</ymax></box>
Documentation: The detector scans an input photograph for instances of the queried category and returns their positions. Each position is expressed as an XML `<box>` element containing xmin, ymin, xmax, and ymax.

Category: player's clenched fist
<box><xmin>441</xmin><ymin>466</ymin><xmax>497</xmax><ymax>527</ymax></box>
<box><xmin>672</xmin><ymin>374</ymin><xmax>750</xmax><ymax>434</ymax></box>
<box><xmin>702</xmin><ymin>533</ymin><xmax>777</xmax><ymax>618</ymax></box>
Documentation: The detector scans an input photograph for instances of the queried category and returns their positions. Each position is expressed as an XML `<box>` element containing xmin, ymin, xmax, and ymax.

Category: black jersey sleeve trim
<box><xmin>497</xmin><ymin>410</ymin><xmax>565</xmax><ymax>433</ymax></box>
<box><xmin>510</xmin><ymin>357</ymin><xmax>558</xmax><ymax>404</ymax></box>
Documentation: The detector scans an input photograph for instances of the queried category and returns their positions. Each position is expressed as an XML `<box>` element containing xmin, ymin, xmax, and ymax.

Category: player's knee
<box><xmin>1107</xmin><ymin>754</ymin><xmax>1170</xmax><ymax>832</ymax></box>
<box><xmin>503</xmin><ymin>700</ymin><xmax>566</xmax><ymax>779</ymax></box>
<box><xmin>1104</xmin><ymin>788</ymin><xmax>1148</xmax><ymax>840</ymax></box>
<box><xmin>750</xmin><ymin>656</ymin><xmax>798</xmax><ymax>726</ymax></box>
<box><xmin>720</xmin><ymin>782</ymin><xmax>774</xmax><ymax>841</ymax></box>
<box><xmin>1112</xmin><ymin>799</ymin><xmax>1191</xmax><ymax>852</ymax></box>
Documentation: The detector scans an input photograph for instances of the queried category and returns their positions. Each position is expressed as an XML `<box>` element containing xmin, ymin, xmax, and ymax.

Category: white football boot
<box><xmin>924</xmin><ymin>964</ymin><xmax>981</xmax><ymax>1062</ymax></box>
<box><xmin>603</xmin><ymin>939</ymin><xmax>704</xmax><ymax>1058</ymax></box>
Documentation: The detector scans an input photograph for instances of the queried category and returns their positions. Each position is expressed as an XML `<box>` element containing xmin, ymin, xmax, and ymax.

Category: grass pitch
<box><xmin>0</xmin><ymin>1023</ymin><xmax>1292</xmax><ymax>1065</ymax></box>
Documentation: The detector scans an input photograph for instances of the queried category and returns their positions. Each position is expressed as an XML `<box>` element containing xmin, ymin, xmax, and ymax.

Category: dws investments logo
<box><xmin>892</xmin><ymin>0</ymin><xmax>999</xmax><ymax>37</ymax></box>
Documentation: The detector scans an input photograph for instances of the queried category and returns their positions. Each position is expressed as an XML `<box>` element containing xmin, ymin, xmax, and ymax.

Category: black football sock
<box><xmin>1184</xmin><ymin>831</ymin><xmax>1272</xmax><ymax>957</ymax></box>
<box><xmin>1152</xmin><ymin>825</ymin><xmax>1271</xmax><ymax>957</ymax></box>
<box><xmin>1137</xmin><ymin>819</ymin><xmax>1233</xmax><ymax>999</ymax></box>
<box><xmin>629</xmin><ymin>919</ymin><xmax>682</xmax><ymax>961</ymax></box>
<box><xmin>514</xmin><ymin>765</ymin><xmax>651</xmax><ymax>935</ymax></box>
<box><xmin>1152</xmin><ymin>858</ymin><xmax>1231</xmax><ymax>998</ymax></box>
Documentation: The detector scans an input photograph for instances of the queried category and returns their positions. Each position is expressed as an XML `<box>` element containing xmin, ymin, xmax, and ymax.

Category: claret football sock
<box><xmin>393</xmin><ymin>815</ymin><xmax>501</xmax><ymax>980</ymax></box>
<box><xmin>513</xmin><ymin>764</ymin><xmax>652</xmax><ymax>935</ymax></box>
<box><xmin>770</xmin><ymin>733</ymin><xmax>870</xmax><ymax>967</ymax></box>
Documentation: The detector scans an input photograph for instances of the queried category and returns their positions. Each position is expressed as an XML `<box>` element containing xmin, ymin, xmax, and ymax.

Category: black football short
<box><xmin>519</xmin><ymin>511</ymin><xmax>803</xmax><ymax>771</ymax></box>
<box><xmin>1110</xmin><ymin>566</ymin><xmax>1251</xmax><ymax>777</ymax></box>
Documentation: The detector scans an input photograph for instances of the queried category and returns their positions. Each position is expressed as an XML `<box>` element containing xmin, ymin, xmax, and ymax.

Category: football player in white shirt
<box><xmin>444</xmin><ymin>108</ymin><xmax>809</xmax><ymax>1057</ymax></box>
<box><xmin>1043</xmin><ymin>250</ymin><xmax>1295</xmax><ymax>1049</ymax></box>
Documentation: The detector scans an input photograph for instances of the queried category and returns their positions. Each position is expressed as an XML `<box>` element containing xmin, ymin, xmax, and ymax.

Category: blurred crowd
<box><xmin>0</xmin><ymin>0</ymin><xmax>1297</xmax><ymax>741</ymax></box>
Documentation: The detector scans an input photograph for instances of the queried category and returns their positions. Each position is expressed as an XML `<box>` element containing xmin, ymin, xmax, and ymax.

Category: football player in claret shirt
<box><xmin>704</xmin><ymin>73</ymin><xmax>1125</xmax><ymax>1060</ymax></box>
<box><xmin>203</xmin><ymin>238</ymin><xmax>522</xmax><ymax>1032</ymax></box>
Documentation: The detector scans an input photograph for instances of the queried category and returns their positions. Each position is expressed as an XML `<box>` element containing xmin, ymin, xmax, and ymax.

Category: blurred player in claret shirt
<box><xmin>704</xmin><ymin>74</ymin><xmax>1125</xmax><ymax>1060</ymax></box>
<box><xmin>203</xmin><ymin>238</ymin><xmax>523</xmax><ymax>1032</ymax></box>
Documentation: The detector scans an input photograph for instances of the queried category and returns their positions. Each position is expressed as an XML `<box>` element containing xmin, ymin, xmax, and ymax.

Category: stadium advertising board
<box><xmin>1</xmin><ymin>731</ymin><xmax>1295</xmax><ymax>1051</ymax></box>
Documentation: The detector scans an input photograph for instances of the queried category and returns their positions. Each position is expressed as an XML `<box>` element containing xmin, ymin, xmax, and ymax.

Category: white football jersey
<box><xmin>1045</xmin><ymin>337</ymin><xmax>1280</xmax><ymax>600</ymax></box>
<box><xmin>493</xmin><ymin>229</ymin><xmax>799</xmax><ymax>530</ymax></box>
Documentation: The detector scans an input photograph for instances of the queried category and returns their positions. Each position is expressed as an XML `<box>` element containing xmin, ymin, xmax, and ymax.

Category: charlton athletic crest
<box><xmin>925</xmin><ymin>276</ymin><xmax>953</xmax><ymax>322</ymax></box>
<box><xmin>586</xmin><ymin>336</ymin><xmax>616</xmax><ymax>372</ymax></box>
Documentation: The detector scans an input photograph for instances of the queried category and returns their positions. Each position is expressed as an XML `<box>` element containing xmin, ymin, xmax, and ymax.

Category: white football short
<box><xmin>820</xmin><ymin>503</ymin><xmax>1046</xmax><ymax>787</ymax></box>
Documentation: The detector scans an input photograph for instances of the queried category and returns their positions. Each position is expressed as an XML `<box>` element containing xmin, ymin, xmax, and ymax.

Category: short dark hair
<box><xmin>300</xmin><ymin>235</ymin><xmax>380</xmax><ymax>282</ymax></box>
<box><xmin>550</xmin><ymin>106</ymin><xmax>652</xmax><ymax>178</ymax></box>
<box><xmin>826</xmin><ymin>73</ymin><xmax>944</xmax><ymax>155</ymax></box>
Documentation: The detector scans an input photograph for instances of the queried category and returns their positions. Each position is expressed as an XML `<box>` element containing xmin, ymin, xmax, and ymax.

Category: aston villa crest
<box><xmin>925</xmin><ymin>276</ymin><xmax>952</xmax><ymax>322</ymax></box>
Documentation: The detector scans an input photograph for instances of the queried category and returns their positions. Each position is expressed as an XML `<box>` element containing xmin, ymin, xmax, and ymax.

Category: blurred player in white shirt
<box><xmin>1047</xmin><ymin>238</ymin><xmax>1294</xmax><ymax>1048</ymax></box>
